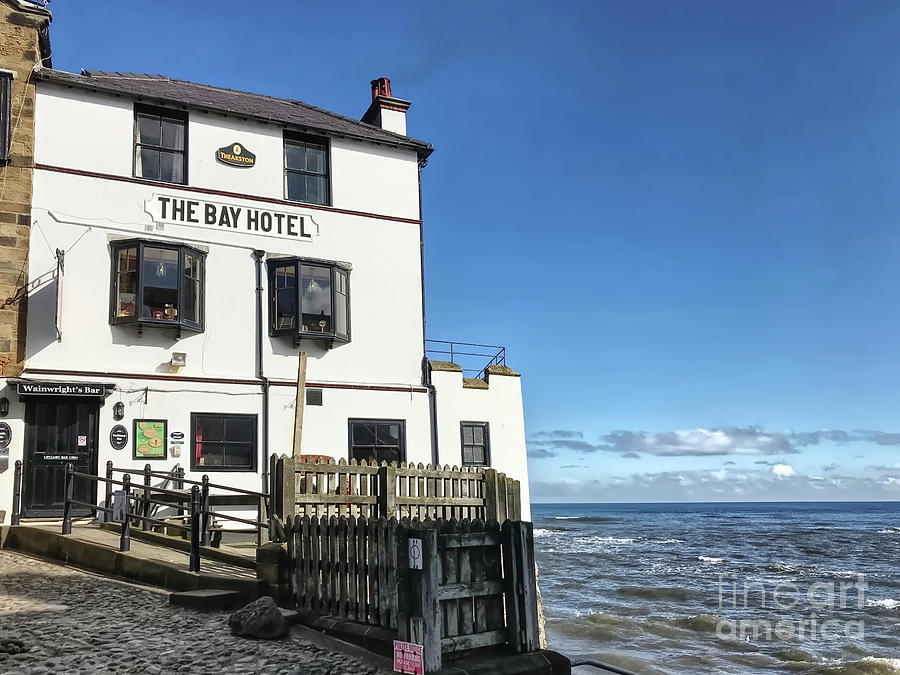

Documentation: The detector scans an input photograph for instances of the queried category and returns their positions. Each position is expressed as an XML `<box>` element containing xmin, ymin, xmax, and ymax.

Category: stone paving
<box><xmin>0</xmin><ymin>549</ymin><xmax>390</xmax><ymax>675</ymax></box>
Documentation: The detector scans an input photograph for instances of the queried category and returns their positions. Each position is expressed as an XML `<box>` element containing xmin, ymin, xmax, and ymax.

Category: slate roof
<box><xmin>32</xmin><ymin>68</ymin><xmax>433</xmax><ymax>159</ymax></box>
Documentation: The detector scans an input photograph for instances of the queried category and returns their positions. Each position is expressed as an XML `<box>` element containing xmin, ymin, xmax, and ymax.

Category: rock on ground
<box><xmin>0</xmin><ymin>549</ymin><xmax>388</xmax><ymax>674</ymax></box>
<box><xmin>229</xmin><ymin>596</ymin><xmax>289</xmax><ymax>639</ymax></box>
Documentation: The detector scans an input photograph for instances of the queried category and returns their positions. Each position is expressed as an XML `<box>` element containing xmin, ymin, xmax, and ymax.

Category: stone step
<box><xmin>169</xmin><ymin>589</ymin><xmax>244</xmax><ymax>611</ymax></box>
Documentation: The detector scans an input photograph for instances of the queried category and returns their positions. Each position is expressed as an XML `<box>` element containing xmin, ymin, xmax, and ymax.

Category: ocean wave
<box><xmin>654</xmin><ymin>538</ymin><xmax>685</xmax><ymax>544</ymax></box>
<box><xmin>866</xmin><ymin>599</ymin><xmax>900</xmax><ymax>610</ymax></box>
<box><xmin>698</xmin><ymin>556</ymin><xmax>723</xmax><ymax>563</ymax></box>
<box><xmin>877</xmin><ymin>527</ymin><xmax>900</xmax><ymax>534</ymax></box>
<box><xmin>811</xmin><ymin>657</ymin><xmax>900</xmax><ymax>674</ymax></box>
<box><xmin>617</xmin><ymin>585</ymin><xmax>690</xmax><ymax>602</ymax></box>
<box><xmin>551</xmin><ymin>515</ymin><xmax>616</xmax><ymax>524</ymax></box>
<box><xmin>574</xmin><ymin>536</ymin><xmax>637</xmax><ymax>544</ymax></box>
<box><xmin>534</xmin><ymin>528</ymin><xmax>552</xmax><ymax>537</ymax></box>
<box><xmin>673</xmin><ymin>613</ymin><xmax>725</xmax><ymax>633</ymax></box>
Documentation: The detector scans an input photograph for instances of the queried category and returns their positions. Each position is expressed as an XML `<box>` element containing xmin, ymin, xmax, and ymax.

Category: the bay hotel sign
<box><xmin>144</xmin><ymin>194</ymin><xmax>320</xmax><ymax>241</ymax></box>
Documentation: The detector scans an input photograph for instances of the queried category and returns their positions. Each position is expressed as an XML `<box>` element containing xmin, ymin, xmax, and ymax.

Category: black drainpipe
<box><xmin>253</xmin><ymin>250</ymin><xmax>270</xmax><ymax>491</ymax></box>
<box><xmin>418</xmin><ymin>159</ymin><xmax>440</xmax><ymax>467</ymax></box>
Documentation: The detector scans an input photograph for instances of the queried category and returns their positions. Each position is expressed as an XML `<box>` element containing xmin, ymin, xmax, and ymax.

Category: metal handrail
<box><xmin>569</xmin><ymin>658</ymin><xmax>643</xmax><ymax>675</ymax></box>
<box><xmin>425</xmin><ymin>339</ymin><xmax>507</xmax><ymax>379</ymax></box>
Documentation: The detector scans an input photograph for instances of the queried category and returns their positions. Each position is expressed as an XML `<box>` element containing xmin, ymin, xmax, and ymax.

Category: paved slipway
<box><xmin>0</xmin><ymin>549</ymin><xmax>389</xmax><ymax>675</ymax></box>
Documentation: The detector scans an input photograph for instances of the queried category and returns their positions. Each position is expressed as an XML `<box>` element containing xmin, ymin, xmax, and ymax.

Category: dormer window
<box><xmin>267</xmin><ymin>257</ymin><xmax>349</xmax><ymax>347</ymax></box>
<box><xmin>110</xmin><ymin>239</ymin><xmax>205</xmax><ymax>337</ymax></box>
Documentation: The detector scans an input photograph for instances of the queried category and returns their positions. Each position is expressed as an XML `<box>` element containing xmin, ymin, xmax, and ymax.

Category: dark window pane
<box><xmin>137</xmin><ymin>114</ymin><xmax>160</xmax><ymax>145</ymax></box>
<box><xmin>301</xmin><ymin>265</ymin><xmax>332</xmax><ymax>333</ymax></box>
<box><xmin>137</xmin><ymin>147</ymin><xmax>159</xmax><ymax>179</ymax></box>
<box><xmin>183</xmin><ymin>253</ymin><xmax>201</xmax><ymax>324</ymax></box>
<box><xmin>306</xmin><ymin>175</ymin><xmax>327</xmax><ymax>205</ymax></box>
<box><xmin>463</xmin><ymin>446</ymin><xmax>473</xmax><ymax>464</ymax></box>
<box><xmin>377</xmin><ymin>423</ymin><xmax>401</xmax><ymax>446</ymax></box>
<box><xmin>224</xmin><ymin>444</ymin><xmax>254</xmax><ymax>468</ymax></box>
<box><xmin>306</xmin><ymin>145</ymin><xmax>326</xmax><ymax>174</ymax></box>
<box><xmin>159</xmin><ymin>150</ymin><xmax>184</xmax><ymax>184</ymax></box>
<box><xmin>462</xmin><ymin>426</ymin><xmax>474</xmax><ymax>444</ymax></box>
<box><xmin>198</xmin><ymin>444</ymin><xmax>224</xmax><ymax>467</ymax></box>
<box><xmin>377</xmin><ymin>447</ymin><xmax>402</xmax><ymax>464</ymax></box>
<box><xmin>115</xmin><ymin>247</ymin><xmax>137</xmax><ymax>318</ymax></box>
<box><xmin>285</xmin><ymin>171</ymin><xmax>306</xmax><ymax>201</ymax></box>
<box><xmin>161</xmin><ymin>118</ymin><xmax>184</xmax><ymax>150</ymax></box>
<box><xmin>285</xmin><ymin>142</ymin><xmax>305</xmax><ymax>170</ymax></box>
<box><xmin>352</xmin><ymin>423</ymin><xmax>376</xmax><ymax>446</ymax></box>
<box><xmin>273</xmin><ymin>264</ymin><xmax>296</xmax><ymax>330</ymax></box>
<box><xmin>226</xmin><ymin>417</ymin><xmax>254</xmax><ymax>443</ymax></box>
<box><xmin>142</xmin><ymin>247</ymin><xmax>179</xmax><ymax>319</ymax></box>
<box><xmin>196</xmin><ymin>416</ymin><xmax>225</xmax><ymax>443</ymax></box>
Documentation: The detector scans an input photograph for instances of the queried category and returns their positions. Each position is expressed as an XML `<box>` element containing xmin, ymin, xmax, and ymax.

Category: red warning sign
<box><xmin>393</xmin><ymin>640</ymin><xmax>423</xmax><ymax>674</ymax></box>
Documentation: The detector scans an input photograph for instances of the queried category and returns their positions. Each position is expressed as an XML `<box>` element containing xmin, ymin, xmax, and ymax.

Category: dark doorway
<box><xmin>23</xmin><ymin>398</ymin><xmax>100</xmax><ymax>516</ymax></box>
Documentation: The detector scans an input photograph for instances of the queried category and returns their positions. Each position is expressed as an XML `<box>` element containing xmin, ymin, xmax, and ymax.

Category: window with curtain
<box><xmin>349</xmin><ymin>419</ymin><xmax>405</xmax><ymax>464</ymax></box>
<box><xmin>134</xmin><ymin>106</ymin><xmax>187</xmax><ymax>184</ymax></box>
<box><xmin>267</xmin><ymin>257</ymin><xmax>350</xmax><ymax>345</ymax></box>
<box><xmin>461</xmin><ymin>422</ymin><xmax>490</xmax><ymax>466</ymax></box>
<box><xmin>191</xmin><ymin>413</ymin><xmax>257</xmax><ymax>472</ymax></box>
<box><xmin>284</xmin><ymin>134</ymin><xmax>329</xmax><ymax>205</ymax></box>
<box><xmin>110</xmin><ymin>239</ymin><xmax>205</xmax><ymax>334</ymax></box>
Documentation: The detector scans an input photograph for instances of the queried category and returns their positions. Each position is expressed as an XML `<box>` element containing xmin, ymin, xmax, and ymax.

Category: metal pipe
<box><xmin>62</xmin><ymin>463</ymin><xmax>74</xmax><ymax>535</ymax></box>
<box><xmin>120</xmin><ymin>474</ymin><xmax>131</xmax><ymax>552</ymax></box>
<box><xmin>568</xmin><ymin>659</ymin><xmax>643</xmax><ymax>675</ymax></box>
<box><xmin>103</xmin><ymin>460</ymin><xmax>113</xmax><ymax>523</ymax></box>
<box><xmin>189</xmin><ymin>485</ymin><xmax>201</xmax><ymax>572</ymax></box>
<box><xmin>200</xmin><ymin>475</ymin><xmax>210</xmax><ymax>547</ymax></box>
<box><xmin>253</xmin><ymin>249</ymin><xmax>270</xmax><ymax>493</ymax></box>
<box><xmin>142</xmin><ymin>464</ymin><xmax>151</xmax><ymax>531</ymax></box>
<box><xmin>11</xmin><ymin>460</ymin><xmax>22</xmax><ymax>525</ymax></box>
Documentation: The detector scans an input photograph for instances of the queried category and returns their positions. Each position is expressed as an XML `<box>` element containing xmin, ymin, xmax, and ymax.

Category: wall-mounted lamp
<box><xmin>0</xmin><ymin>397</ymin><xmax>8</xmax><ymax>417</ymax></box>
<box><xmin>169</xmin><ymin>352</ymin><xmax>187</xmax><ymax>373</ymax></box>
<box><xmin>113</xmin><ymin>401</ymin><xmax>125</xmax><ymax>421</ymax></box>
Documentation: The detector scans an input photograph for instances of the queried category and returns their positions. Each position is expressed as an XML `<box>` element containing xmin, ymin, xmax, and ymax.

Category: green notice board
<box><xmin>134</xmin><ymin>419</ymin><xmax>167</xmax><ymax>459</ymax></box>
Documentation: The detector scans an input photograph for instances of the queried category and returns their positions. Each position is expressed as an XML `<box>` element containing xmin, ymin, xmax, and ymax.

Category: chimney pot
<box><xmin>371</xmin><ymin>77</ymin><xmax>392</xmax><ymax>100</ymax></box>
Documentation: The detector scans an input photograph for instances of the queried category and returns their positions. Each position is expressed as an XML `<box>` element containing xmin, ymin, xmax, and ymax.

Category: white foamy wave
<box><xmin>878</xmin><ymin>527</ymin><xmax>900</xmax><ymax>534</ymax></box>
<box><xmin>821</xmin><ymin>569</ymin><xmax>859</xmax><ymax>579</ymax></box>
<box><xmin>866</xmin><ymin>599</ymin><xmax>900</xmax><ymax>610</ymax></box>
<box><xmin>554</xmin><ymin>516</ymin><xmax>579</xmax><ymax>520</ymax></box>
<box><xmin>698</xmin><ymin>556</ymin><xmax>723</xmax><ymax>564</ymax></box>
<box><xmin>534</xmin><ymin>528</ymin><xmax>553</xmax><ymax>537</ymax></box>
<box><xmin>859</xmin><ymin>657</ymin><xmax>900</xmax><ymax>671</ymax></box>
<box><xmin>574</xmin><ymin>536</ymin><xmax>636</xmax><ymax>544</ymax></box>
<box><xmin>655</xmin><ymin>539</ymin><xmax>685</xmax><ymax>544</ymax></box>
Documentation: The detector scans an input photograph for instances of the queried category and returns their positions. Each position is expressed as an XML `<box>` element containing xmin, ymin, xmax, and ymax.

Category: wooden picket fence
<box><xmin>269</xmin><ymin>455</ymin><xmax>521</xmax><ymax>530</ymax></box>
<box><xmin>287</xmin><ymin>515</ymin><xmax>539</xmax><ymax>672</ymax></box>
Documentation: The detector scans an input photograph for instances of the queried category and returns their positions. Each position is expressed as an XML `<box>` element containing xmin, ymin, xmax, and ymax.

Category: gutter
<box><xmin>253</xmin><ymin>250</ymin><xmax>270</xmax><ymax>491</ymax></box>
<box><xmin>418</xmin><ymin>159</ymin><xmax>440</xmax><ymax>467</ymax></box>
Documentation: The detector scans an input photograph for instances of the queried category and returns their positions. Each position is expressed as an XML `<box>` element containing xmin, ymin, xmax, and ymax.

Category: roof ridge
<box><xmin>81</xmin><ymin>70</ymin><xmax>413</xmax><ymax>143</ymax></box>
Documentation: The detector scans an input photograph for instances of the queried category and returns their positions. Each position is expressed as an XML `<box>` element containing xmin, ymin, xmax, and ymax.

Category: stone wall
<box><xmin>0</xmin><ymin>1</ymin><xmax>50</xmax><ymax>376</ymax></box>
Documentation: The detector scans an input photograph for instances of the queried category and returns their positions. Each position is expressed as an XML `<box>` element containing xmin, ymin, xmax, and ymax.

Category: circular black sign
<box><xmin>0</xmin><ymin>422</ymin><xmax>10</xmax><ymax>449</ymax></box>
<box><xmin>110</xmin><ymin>424</ymin><xmax>128</xmax><ymax>450</ymax></box>
<box><xmin>170</xmin><ymin>431</ymin><xmax>184</xmax><ymax>440</ymax></box>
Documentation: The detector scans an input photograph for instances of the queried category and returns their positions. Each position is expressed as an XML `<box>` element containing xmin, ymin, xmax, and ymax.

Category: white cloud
<box><xmin>772</xmin><ymin>464</ymin><xmax>795</xmax><ymax>478</ymax></box>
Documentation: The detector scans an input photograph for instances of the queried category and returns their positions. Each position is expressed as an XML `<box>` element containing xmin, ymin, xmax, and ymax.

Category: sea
<box><xmin>532</xmin><ymin>502</ymin><xmax>900</xmax><ymax>674</ymax></box>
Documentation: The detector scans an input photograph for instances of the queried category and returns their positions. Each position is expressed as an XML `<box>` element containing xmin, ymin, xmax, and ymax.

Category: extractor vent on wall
<box><xmin>306</xmin><ymin>388</ymin><xmax>323</xmax><ymax>406</ymax></box>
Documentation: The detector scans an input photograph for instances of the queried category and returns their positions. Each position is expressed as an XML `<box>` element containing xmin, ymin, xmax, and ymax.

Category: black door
<box><xmin>23</xmin><ymin>398</ymin><xmax>100</xmax><ymax>516</ymax></box>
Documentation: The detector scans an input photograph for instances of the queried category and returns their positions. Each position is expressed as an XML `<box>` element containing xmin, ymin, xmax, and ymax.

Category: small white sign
<box><xmin>408</xmin><ymin>538</ymin><xmax>422</xmax><ymax>570</ymax></box>
<box><xmin>393</xmin><ymin>640</ymin><xmax>423</xmax><ymax>675</ymax></box>
<box><xmin>77</xmin><ymin>435</ymin><xmax>87</xmax><ymax>447</ymax></box>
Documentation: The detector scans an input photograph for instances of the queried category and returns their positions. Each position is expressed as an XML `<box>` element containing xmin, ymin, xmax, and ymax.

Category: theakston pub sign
<box><xmin>145</xmin><ymin>194</ymin><xmax>319</xmax><ymax>240</ymax></box>
<box><xmin>216</xmin><ymin>142</ymin><xmax>256</xmax><ymax>168</ymax></box>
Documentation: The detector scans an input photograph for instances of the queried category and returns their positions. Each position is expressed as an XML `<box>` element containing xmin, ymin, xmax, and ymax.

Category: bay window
<box><xmin>267</xmin><ymin>257</ymin><xmax>350</xmax><ymax>346</ymax></box>
<box><xmin>110</xmin><ymin>239</ymin><xmax>205</xmax><ymax>336</ymax></box>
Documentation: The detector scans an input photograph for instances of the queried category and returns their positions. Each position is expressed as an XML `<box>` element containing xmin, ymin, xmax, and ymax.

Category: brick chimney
<box><xmin>0</xmin><ymin>0</ymin><xmax>51</xmax><ymax>376</ymax></box>
<box><xmin>361</xmin><ymin>77</ymin><xmax>411</xmax><ymax>136</ymax></box>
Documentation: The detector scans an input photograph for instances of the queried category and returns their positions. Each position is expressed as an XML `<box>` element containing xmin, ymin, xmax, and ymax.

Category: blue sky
<box><xmin>49</xmin><ymin>1</ymin><xmax>900</xmax><ymax>501</ymax></box>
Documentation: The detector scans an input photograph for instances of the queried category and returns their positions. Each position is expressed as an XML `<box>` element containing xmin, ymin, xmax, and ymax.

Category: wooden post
<box><xmin>281</xmin><ymin>454</ymin><xmax>296</xmax><ymax>527</ymax></box>
<box><xmin>291</xmin><ymin>351</ymin><xmax>308</xmax><ymax>457</ymax></box>
<box><xmin>377</xmin><ymin>463</ymin><xmax>397</xmax><ymax>519</ymax></box>
<box><xmin>397</xmin><ymin>521</ymin><xmax>442</xmax><ymax>673</ymax></box>
<box><xmin>482</xmin><ymin>468</ymin><xmax>499</xmax><ymax>522</ymax></box>
<box><xmin>103</xmin><ymin>460</ymin><xmax>113</xmax><ymax>523</ymax></box>
<box><xmin>501</xmin><ymin>520</ymin><xmax>540</xmax><ymax>654</ymax></box>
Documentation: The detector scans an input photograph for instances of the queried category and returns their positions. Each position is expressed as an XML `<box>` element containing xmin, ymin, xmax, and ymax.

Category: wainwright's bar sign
<box><xmin>145</xmin><ymin>194</ymin><xmax>319</xmax><ymax>240</ymax></box>
<box><xmin>17</xmin><ymin>381</ymin><xmax>106</xmax><ymax>397</ymax></box>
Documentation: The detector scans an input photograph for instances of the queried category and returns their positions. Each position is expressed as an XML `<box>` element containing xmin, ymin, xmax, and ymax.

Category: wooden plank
<box><xmin>303</xmin><ymin>515</ymin><xmax>315</xmax><ymax>610</ymax></box>
<box><xmin>416</xmin><ymin>467</ymin><xmax>425</xmax><ymax>520</ymax></box>
<box><xmin>290</xmin><ymin>518</ymin><xmax>300</xmax><ymax>607</ymax></box>
<box><xmin>356</xmin><ymin>516</ymin><xmax>368</xmax><ymax>624</ymax></box>
<box><xmin>497</xmin><ymin>473</ymin><xmax>508</xmax><ymax>523</ymax></box>
<box><xmin>458</xmin><ymin>519</ymin><xmax>475</xmax><ymax>636</ymax></box>
<box><xmin>483</xmin><ymin>520</ymin><xmax>504</xmax><ymax>633</ymax></box>
<box><xmin>311</xmin><ymin>515</ymin><xmax>321</xmax><ymax>611</ymax></box>
<box><xmin>331</xmin><ymin>516</ymin><xmax>341</xmax><ymax>616</ymax></box>
<box><xmin>347</xmin><ymin>516</ymin><xmax>357</xmax><ymax>620</ymax></box>
<box><xmin>395</xmin><ymin>497</ymin><xmax>483</xmax><ymax>507</ymax></box>
<box><xmin>395</xmin><ymin>520</ymin><xmax>411</xmax><ymax>641</ymax></box>
<box><xmin>338</xmin><ymin>516</ymin><xmax>349</xmax><ymax>617</ymax></box>
<box><xmin>295</xmin><ymin>494</ymin><xmax>377</xmax><ymax>505</ymax></box>
<box><xmin>291</xmin><ymin>351</ymin><xmax>308</xmax><ymax>457</ymax></box>
<box><xmin>438</xmin><ymin>580</ymin><xmax>505</xmax><ymax>601</ymax></box>
<box><xmin>368</xmin><ymin>514</ymin><xmax>379</xmax><ymax>624</ymax></box>
<box><xmin>509</xmin><ymin>479</ymin><xmax>521</xmax><ymax>521</ymax></box>
<box><xmin>377</xmin><ymin>518</ymin><xmax>390</xmax><ymax>626</ymax></box>
<box><xmin>501</xmin><ymin>519</ymin><xmax>523</xmax><ymax>653</ymax></box>
<box><xmin>518</xmin><ymin>521</ymin><xmax>540</xmax><ymax>652</ymax></box>
<box><xmin>439</xmin><ymin>519</ymin><xmax>458</xmax><ymax>640</ymax></box>
<box><xmin>441</xmin><ymin>629</ymin><xmax>507</xmax><ymax>653</ymax></box>
<box><xmin>420</xmin><ymin>526</ymin><xmax>442</xmax><ymax>672</ymax></box>
<box><xmin>439</xmin><ymin>532</ymin><xmax>502</xmax><ymax>548</ymax></box>
<box><xmin>387</xmin><ymin>518</ymin><xmax>399</xmax><ymax>629</ymax></box>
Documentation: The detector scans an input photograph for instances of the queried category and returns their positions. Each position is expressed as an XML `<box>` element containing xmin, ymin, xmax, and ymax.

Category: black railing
<box><xmin>425</xmin><ymin>339</ymin><xmax>506</xmax><ymax>379</ymax></box>
<box><xmin>59</xmin><ymin>462</ymin><xmax>272</xmax><ymax>572</ymax></box>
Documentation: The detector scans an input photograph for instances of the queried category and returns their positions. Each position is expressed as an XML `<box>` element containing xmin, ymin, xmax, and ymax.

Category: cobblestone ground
<box><xmin>0</xmin><ymin>549</ymin><xmax>389</xmax><ymax>675</ymax></box>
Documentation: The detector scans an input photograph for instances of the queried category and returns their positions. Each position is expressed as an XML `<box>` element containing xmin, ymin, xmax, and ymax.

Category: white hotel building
<box><xmin>0</xmin><ymin>67</ymin><xmax>531</xmax><ymax>523</ymax></box>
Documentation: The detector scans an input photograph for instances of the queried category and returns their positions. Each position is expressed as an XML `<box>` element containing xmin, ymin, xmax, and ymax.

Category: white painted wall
<box><xmin>431</xmin><ymin>370</ymin><xmax>531</xmax><ymax>521</ymax></box>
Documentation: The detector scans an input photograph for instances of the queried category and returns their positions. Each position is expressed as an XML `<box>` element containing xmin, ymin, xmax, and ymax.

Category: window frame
<box><xmin>190</xmin><ymin>412</ymin><xmax>258</xmax><ymax>473</ymax></box>
<box><xmin>108</xmin><ymin>238</ymin><xmax>207</xmax><ymax>336</ymax></box>
<box><xmin>0</xmin><ymin>71</ymin><xmax>11</xmax><ymax>165</ymax></box>
<box><xmin>266</xmin><ymin>256</ymin><xmax>351</xmax><ymax>347</ymax></box>
<box><xmin>133</xmin><ymin>104</ymin><xmax>188</xmax><ymax>185</ymax></box>
<box><xmin>460</xmin><ymin>421</ymin><xmax>491</xmax><ymax>467</ymax></box>
<box><xmin>283</xmin><ymin>132</ymin><xmax>331</xmax><ymax>206</ymax></box>
<box><xmin>348</xmin><ymin>418</ymin><xmax>406</xmax><ymax>465</ymax></box>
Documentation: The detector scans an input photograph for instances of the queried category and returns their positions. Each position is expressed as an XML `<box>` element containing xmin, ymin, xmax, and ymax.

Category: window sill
<box><xmin>112</xmin><ymin>318</ymin><xmax>203</xmax><ymax>339</ymax></box>
<box><xmin>284</xmin><ymin>196</ymin><xmax>331</xmax><ymax>208</ymax></box>
<box><xmin>133</xmin><ymin>173</ymin><xmax>187</xmax><ymax>187</ymax></box>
